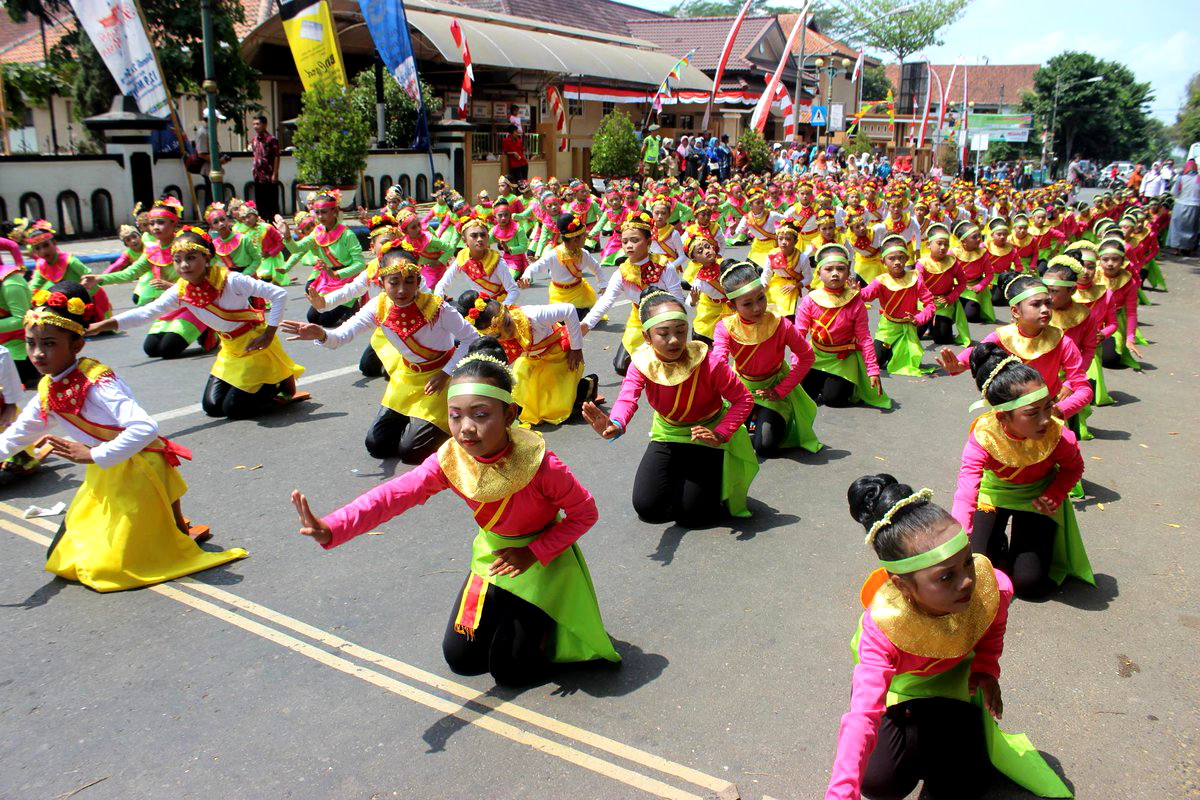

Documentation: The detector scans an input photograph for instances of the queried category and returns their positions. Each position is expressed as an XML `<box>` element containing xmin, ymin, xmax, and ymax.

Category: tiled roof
<box><xmin>774</xmin><ymin>13</ymin><xmax>875</xmax><ymax>63</ymax></box>
<box><xmin>626</xmin><ymin>15</ymin><xmax>776</xmax><ymax>72</ymax></box>
<box><xmin>449</xmin><ymin>0</ymin><xmax>667</xmax><ymax>38</ymax></box>
<box><xmin>883</xmin><ymin>63</ymin><xmax>1038</xmax><ymax>107</ymax></box>
<box><xmin>0</xmin><ymin>13</ymin><xmax>71</xmax><ymax>64</ymax></box>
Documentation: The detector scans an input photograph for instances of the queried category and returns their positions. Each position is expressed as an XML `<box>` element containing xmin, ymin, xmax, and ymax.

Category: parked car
<box><xmin>1100</xmin><ymin>161</ymin><xmax>1135</xmax><ymax>188</ymax></box>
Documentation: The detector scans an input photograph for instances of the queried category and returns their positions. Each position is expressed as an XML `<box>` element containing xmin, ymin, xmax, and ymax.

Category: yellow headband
<box><xmin>377</xmin><ymin>257</ymin><xmax>421</xmax><ymax>278</ymax></box>
<box><xmin>171</xmin><ymin>240</ymin><xmax>212</xmax><ymax>256</ymax></box>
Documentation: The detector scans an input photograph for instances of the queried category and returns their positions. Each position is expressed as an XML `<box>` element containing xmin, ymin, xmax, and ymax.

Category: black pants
<box><xmin>442</xmin><ymin>578</ymin><xmax>552</xmax><ymax>687</ymax></box>
<box><xmin>364</xmin><ymin>407</ymin><xmax>447</xmax><ymax>463</ymax></box>
<box><xmin>971</xmin><ymin>508</ymin><xmax>1056</xmax><ymax>599</ymax></box>
<box><xmin>1100</xmin><ymin>337</ymin><xmax>1128</xmax><ymax>369</ymax></box>
<box><xmin>861</xmin><ymin>697</ymin><xmax>991</xmax><ymax>800</ymax></box>
<box><xmin>928</xmin><ymin>315</ymin><xmax>957</xmax><ymax>345</ymax></box>
<box><xmin>253</xmin><ymin>181</ymin><xmax>280</xmax><ymax>223</ymax></box>
<box><xmin>991</xmin><ymin>284</ymin><xmax>1006</xmax><ymax>307</ymax></box>
<box><xmin>801</xmin><ymin>368</ymin><xmax>855</xmax><ymax>407</ymax></box>
<box><xmin>307</xmin><ymin>304</ymin><xmax>357</xmax><ymax>328</ymax></box>
<box><xmin>873</xmin><ymin>341</ymin><xmax>893</xmax><ymax>373</ymax></box>
<box><xmin>747</xmin><ymin>405</ymin><xmax>788</xmax><ymax>456</ymax></box>
<box><xmin>359</xmin><ymin>345</ymin><xmax>385</xmax><ymax>378</ymax></box>
<box><xmin>612</xmin><ymin>343</ymin><xmax>633</xmax><ymax>376</ymax></box>
<box><xmin>962</xmin><ymin>298</ymin><xmax>983</xmax><ymax>323</ymax></box>
<box><xmin>14</xmin><ymin>356</ymin><xmax>41</xmax><ymax>389</ymax></box>
<box><xmin>201</xmin><ymin>374</ymin><xmax>281</xmax><ymax>419</ymax></box>
<box><xmin>631</xmin><ymin>439</ymin><xmax>725</xmax><ymax>527</ymax></box>
<box><xmin>143</xmin><ymin>331</ymin><xmax>190</xmax><ymax>360</ymax></box>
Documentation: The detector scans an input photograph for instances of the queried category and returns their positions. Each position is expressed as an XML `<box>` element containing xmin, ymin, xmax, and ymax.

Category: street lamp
<box><xmin>809</xmin><ymin>56</ymin><xmax>853</xmax><ymax>145</ymax></box>
<box><xmin>1045</xmin><ymin>74</ymin><xmax>1103</xmax><ymax>176</ymax></box>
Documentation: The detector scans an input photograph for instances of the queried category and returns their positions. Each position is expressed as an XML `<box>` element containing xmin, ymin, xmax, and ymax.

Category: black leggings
<box><xmin>631</xmin><ymin>439</ymin><xmax>725</xmax><ymax>527</ymax></box>
<box><xmin>307</xmin><ymin>304</ymin><xmax>357</xmax><ymax>328</ymax></box>
<box><xmin>364</xmin><ymin>407</ymin><xmax>447</xmax><ymax>463</ymax></box>
<box><xmin>971</xmin><ymin>508</ymin><xmax>1056</xmax><ymax>599</ymax></box>
<box><xmin>1100</xmin><ymin>337</ymin><xmax>1128</xmax><ymax>369</ymax></box>
<box><xmin>961</xmin><ymin>298</ymin><xmax>983</xmax><ymax>323</ymax></box>
<box><xmin>14</xmin><ymin>356</ymin><xmax>41</xmax><ymax>389</ymax></box>
<box><xmin>143</xmin><ymin>331</ymin><xmax>191</xmax><ymax>360</ymax></box>
<box><xmin>747</xmin><ymin>405</ymin><xmax>788</xmax><ymax>455</ymax></box>
<box><xmin>801</xmin><ymin>368</ymin><xmax>855</xmax><ymax>407</ymax></box>
<box><xmin>861</xmin><ymin>697</ymin><xmax>991</xmax><ymax>800</ymax></box>
<box><xmin>359</xmin><ymin>345</ymin><xmax>385</xmax><ymax>378</ymax></box>
<box><xmin>612</xmin><ymin>343</ymin><xmax>632</xmax><ymax>376</ymax></box>
<box><xmin>929</xmin><ymin>315</ymin><xmax>957</xmax><ymax>345</ymax></box>
<box><xmin>873</xmin><ymin>341</ymin><xmax>893</xmax><ymax>373</ymax></box>
<box><xmin>442</xmin><ymin>578</ymin><xmax>552</xmax><ymax>687</ymax></box>
<box><xmin>201</xmin><ymin>374</ymin><xmax>282</xmax><ymax>419</ymax></box>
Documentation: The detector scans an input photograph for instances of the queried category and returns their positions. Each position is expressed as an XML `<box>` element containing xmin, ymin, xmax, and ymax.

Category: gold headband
<box><xmin>24</xmin><ymin>309</ymin><xmax>84</xmax><ymax>336</ymax></box>
<box><xmin>456</xmin><ymin>352</ymin><xmax>515</xmax><ymax>381</ymax></box>
<box><xmin>377</xmin><ymin>257</ymin><xmax>421</xmax><ymax>278</ymax></box>
<box><xmin>171</xmin><ymin>240</ymin><xmax>212</xmax><ymax>256</ymax></box>
<box><xmin>980</xmin><ymin>355</ymin><xmax>1022</xmax><ymax>399</ymax></box>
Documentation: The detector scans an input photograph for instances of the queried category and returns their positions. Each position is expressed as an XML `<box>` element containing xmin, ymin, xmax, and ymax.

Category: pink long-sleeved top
<box><xmin>608</xmin><ymin>347</ymin><xmax>753</xmax><ymax>442</ymax></box>
<box><xmin>951</xmin><ymin>422</ymin><xmax>1083</xmax><ymax>534</ymax></box>
<box><xmin>1055</xmin><ymin>304</ymin><xmax>1103</xmax><ymax>372</ymax></box>
<box><xmin>321</xmin><ymin>446</ymin><xmax>598</xmax><ymax>566</ymax></box>
<box><xmin>1</xmin><ymin>236</ymin><xmax>26</xmax><ymax>268</ymax></box>
<box><xmin>954</xmin><ymin>326</ymin><xmax>1093</xmax><ymax>419</ymax></box>
<box><xmin>1075</xmin><ymin>284</ymin><xmax>1116</xmax><ymax>340</ymax></box>
<box><xmin>826</xmin><ymin>568</ymin><xmax>1013</xmax><ymax>799</ymax></box>
<box><xmin>916</xmin><ymin>256</ymin><xmax>966</xmax><ymax>306</ymax></box>
<box><xmin>794</xmin><ymin>289</ymin><xmax>882</xmax><ymax>377</ymax></box>
<box><xmin>1099</xmin><ymin>270</ymin><xmax>1139</xmax><ymax>344</ymax></box>
<box><xmin>859</xmin><ymin>275</ymin><xmax>937</xmax><ymax>327</ymax></box>
<box><xmin>711</xmin><ymin>314</ymin><xmax>814</xmax><ymax>393</ymax></box>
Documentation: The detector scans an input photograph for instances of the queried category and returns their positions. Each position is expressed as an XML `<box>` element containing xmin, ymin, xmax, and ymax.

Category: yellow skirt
<box><xmin>693</xmin><ymin>292</ymin><xmax>733</xmax><ymax>339</ymax></box>
<box><xmin>854</xmin><ymin>254</ymin><xmax>886</xmax><ymax>283</ymax></box>
<box><xmin>767</xmin><ymin>275</ymin><xmax>803</xmax><ymax>316</ymax></box>
<box><xmin>211</xmin><ymin>326</ymin><xmax>305</xmax><ymax>394</ymax></box>
<box><xmin>513</xmin><ymin>347</ymin><xmax>583</xmax><ymax>426</ymax></box>
<box><xmin>747</xmin><ymin>237</ymin><xmax>775</xmax><ymax>266</ymax></box>
<box><xmin>381</xmin><ymin>365</ymin><xmax>450</xmax><ymax>430</ymax></box>
<box><xmin>370</xmin><ymin>327</ymin><xmax>402</xmax><ymax>375</ymax></box>
<box><xmin>548</xmin><ymin>279</ymin><xmax>597</xmax><ymax>309</ymax></box>
<box><xmin>621</xmin><ymin>307</ymin><xmax>645</xmax><ymax>355</ymax></box>
<box><xmin>46</xmin><ymin>451</ymin><xmax>247</xmax><ymax>592</ymax></box>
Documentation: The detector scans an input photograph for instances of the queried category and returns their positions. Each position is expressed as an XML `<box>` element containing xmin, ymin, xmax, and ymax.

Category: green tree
<box><xmin>348</xmin><ymin>71</ymin><xmax>442</xmax><ymax>149</ymax></box>
<box><xmin>293</xmin><ymin>81</ymin><xmax>372</xmax><ymax>186</ymax></box>
<box><xmin>1172</xmin><ymin>72</ymin><xmax>1200</xmax><ymax>148</ymax></box>
<box><xmin>860</xmin><ymin>65</ymin><xmax>893</xmax><ymax>102</ymax></box>
<box><xmin>848</xmin><ymin>123</ymin><xmax>871</xmax><ymax>155</ymax></box>
<box><xmin>1</xmin><ymin>62</ymin><xmax>71</xmax><ymax>123</ymax></box>
<box><xmin>591</xmin><ymin>110</ymin><xmax>640</xmax><ymax>178</ymax></box>
<box><xmin>836</xmin><ymin>0</ymin><xmax>970</xmax><ymax>68</ymax></box>
<box><xmin>738</xmin><ymin>129</ymin><xmax>772</xmax><ymax>172</ymax></box>
<box><xmin>1024</xmin><ymin>52</ymin><xmax>1154</xmax><ymax>167</ymax></box>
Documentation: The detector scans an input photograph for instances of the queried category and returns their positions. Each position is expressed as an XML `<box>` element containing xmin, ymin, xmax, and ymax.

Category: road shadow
<box><xmin>1085</xmin><ymin>426</ymin><xmax>1129</xmax><ymax>441</ymax></box>
<box><xmin>0</xmin><ymin>577</ymin><xmax>69</xmax><ymax>609</ymax></box>
<box><xmin>1075</xmin><ymin>479</ymin><xmax>1120</xmax><ymax>510</ymax></box>
<box><xmin>164</xmin><ymin>416</ymin><xmax>232</xmax><ymax>439</ymax></box>
<box><xmin>254</xmin><ymin>403</ymin><xmax>347</xmax><ymax>428</ymax></box>
<box><xmin>974</xmin><ymin>749</ymin><xmax>1075</xmax><ymax>798</ymax></box>
<box><xmin>1053</xmin><ymin>572</ymin><xmax>1118</xmax><ymax>612</ymax></box>
<box><xmin>728</xmin><ymin>499</ymin><xmax>801</xmax><ymax>541</ymax></box>
<box><xmin>185</xmin><ymin>561</ymin><xmax>247</xmax><ymax>586</ymax></box>
<box><xmin>0</xmin><ymin>461</ymin><xmax>75</xmax><ymax>494</ymax></box>
<box><xmin>650</xmin><ymin>525</ymin><xmax>688</xmax><ymax>565</ymax></box>
<box><xmin>779</xmin><ymin>446</ymin><xmax>850</xmax><ymax>466</ymax></box>
<box><xmin>1107</xmin><ymin>390</ymin><xmax>1140</xmax><ymax>405</ymax></box>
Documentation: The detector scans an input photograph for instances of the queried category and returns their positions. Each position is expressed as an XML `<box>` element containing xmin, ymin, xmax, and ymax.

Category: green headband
<box><xmin>641</xmin><ymin>310</ymin><xmax>688</xmax><ymax>331</ymax></box>
<box><xmin>817</xmin><ymin>254</ymin><xmax>850</xmax><ymax>267</ymax></box>
<box><xmin>726</xmin><ymin>278</ymin><xmax>763</xmax><ymax>299</ymax></box>
<box><xmin>1098</xmin><ymin>245</ymin><xmax>1124</xmax><ymax>256</ymax></box>
<box><xmin>957</xmin><ymin>224</ymin><xmax>980</xmax><ymax>239</ymax></box>
<box><xmin>881</xmin><ymin>244</ymin><xmax>909</xmax><ymax>259</ymax></box>
<box><xmin>989</xmin><ymin>223</ymin><xmax>1010</xmax><ymax>233</ymax></box>
<box><xmin>447</xmin><ymin>383</ymin><xmax>513</xmax><ymax>404</ymax></box>
<box><xmin>969</xmin><ymin>384</ymin><xmax>1049</xmax><ymax>413</ymax></box>
<box><xmin>1042</xmin><ymin>278</ymin><xmax>1076</xmax><ymax>288</ymax></box>
<box><xmin>926</xmin><ymin>231</ymin><xmax>950</xmax><ymax>242</ymax></box>
<box><xmin>880</xmin><ymin>529</ymin><xmax>969</xmax><ymax>574</ymax></box>
<box><xmin>1008</xmin><ymin>284</ymin><xmax>1048</xmax><ymax>306</ymax></box>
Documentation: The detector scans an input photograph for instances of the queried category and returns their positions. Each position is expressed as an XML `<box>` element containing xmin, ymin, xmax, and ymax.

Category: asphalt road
<box><xmin>1</xmin><ymin>243</ymin><xmax>1197</xmax><ymax>800</ymax></box>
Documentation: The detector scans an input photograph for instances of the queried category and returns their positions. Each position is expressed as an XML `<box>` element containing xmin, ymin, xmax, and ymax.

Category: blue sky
<box><xmin>636</xmin><ymin>0</ymin><xmax>1196</xmax><ymax>123</ymax></box>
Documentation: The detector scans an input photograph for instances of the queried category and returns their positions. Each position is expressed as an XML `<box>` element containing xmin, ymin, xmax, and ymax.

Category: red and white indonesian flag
<box><xmin>774</xmin><ymin>83</ymin><xmax>795</xmax><ymax>142</ymax></box>
<box><xmin>851</xmin><ymin>50</ymin><xmax>864</xmax><ymax>83</ymax></box>
<box><xmin>69</xmin><ymin>0</ymin><xmax>169</xmax><ymax>117</ymax></box>
<box><xmin>450</xmin><ymin>19</ymin><xmax>473</xmax><ymax>113</ymax></box>
<box><xmin>703</xmin><ymin>0</ymin><xmax>753</xmax><ymax>129</ymax></box>
<box><xmin>750</xmin><ymin>1</ymin><xmax>810</xmax><ymax>134</ymax></box>
<box><xmin>547</xmin><ymin>86</ymin><xmax>568</xmax><ymax>152</ymax></box>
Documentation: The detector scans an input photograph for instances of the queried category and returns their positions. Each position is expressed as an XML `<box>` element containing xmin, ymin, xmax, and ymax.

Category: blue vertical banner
<box><xmin>359</xmin><ymin>0</ymin><xmax>431</xmax><ymax>149</ymax></box>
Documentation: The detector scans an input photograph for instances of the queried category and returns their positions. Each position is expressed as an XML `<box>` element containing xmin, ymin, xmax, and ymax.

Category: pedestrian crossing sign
<box><xmin>810</xmin><ymin>106</ymin><xmax>827</xmax><ymax>126</ymax></box>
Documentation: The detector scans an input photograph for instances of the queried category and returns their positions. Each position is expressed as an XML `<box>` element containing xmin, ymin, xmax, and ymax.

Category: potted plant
<box><xmin>590</xmin><ymin>110</ymin><xmax>640</xmax><ymax>181</ymax></box>
<box><xmin>293</xmin><ymin>79</ymin><xmax>372</xmax><ymax>208</ymax></box>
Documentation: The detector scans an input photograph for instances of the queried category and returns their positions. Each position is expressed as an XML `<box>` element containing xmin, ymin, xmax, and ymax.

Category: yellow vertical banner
<box><xmin>279</xmin><ymin>0</ymin><xmax>348</xmax><ymax>90</ymax></box>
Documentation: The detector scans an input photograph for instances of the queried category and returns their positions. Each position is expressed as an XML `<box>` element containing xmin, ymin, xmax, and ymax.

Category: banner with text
<box><xmin>280</xmin><ymin>0</ymin><xmax>348</xmax><ymax>90</ymax></box>
<box><xmin>69</xmin><ymin>0</ymin><xmax>169</xmax><ymax>117</ymax></box>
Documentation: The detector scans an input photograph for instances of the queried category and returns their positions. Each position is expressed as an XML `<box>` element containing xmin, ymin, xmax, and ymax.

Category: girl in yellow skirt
<box><xmin>733</xmin><ymin>189</ymin><xmax>787</xmax><ymax>267</ymax></box>
<box><xmin>1</xmin><ymin>282</ymin><xmax>246</xmax><ymax>591</ymax></box>
<box><xmin>89</xmin><ymin>229</ymin><xmax>306</xmax><ymax>419</ymax></box>
<box><xmin>762</xmin><ymin>219</ymin><xmax>810</xmax><ymax>318</ymax></box>
<box><xmin>649</xmin><ymin>195</ymin><xmax>689</xmax><ymax>275</ymax></box>
<box><xmin>581</xmin><ymin>211</ymin><xmax>686</xmax><ymax>375</ymax></box>
<box><xmin>282</xmin><ymin>244</ymin><xmax>479</xmax><ymax>463</ymax></box>
<box><xmin>686</xmin><ymin>236</ymin><xmax>733</xmax><ymax>344</ymax></box>
<box><xmin>843</xmin><ymin>207</ymin><xmax>886</xmax><ymax>285</ymax></box>
<box><xmin>518</xmin><ymin>213</ymin><xmax>602</xmax><ymax>318</ymax></box>
<box><xmin>455</xmin><ymin>291</ymin><xmax>599</xmax><ymax>426</ymax></box>
<box><xmin>434</xmin><ymin>217</ymin><xmax>521</xmax><ymax>304</ymax></box>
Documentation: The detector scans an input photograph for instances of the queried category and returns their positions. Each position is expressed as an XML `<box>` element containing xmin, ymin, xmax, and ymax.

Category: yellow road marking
<box><xmin>0</xmin><ymin>506</ymin><xmax>738</xmax><ymax>799</ymax></box>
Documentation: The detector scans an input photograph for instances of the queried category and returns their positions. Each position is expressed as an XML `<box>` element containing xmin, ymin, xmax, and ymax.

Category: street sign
<box><xmin>828</xmin><ymin>103</ymin><xmax>844</xmax><ymax>132</ymax></box>
<box><xmin>809</xmin><ymin>105</ymin><xmax>827</xmax><ymax>127</ymax></box>
<box><xmin>971</xmin><ymin>133</ymin><xmax>990</xmax><ymax>152</ymax></box>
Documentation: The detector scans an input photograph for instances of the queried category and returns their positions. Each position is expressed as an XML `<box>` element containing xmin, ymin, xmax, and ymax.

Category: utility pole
<box><xmin>201</xmin><ymin>0</ymin><xmax>224</xmax><ymax>202</ymax></box>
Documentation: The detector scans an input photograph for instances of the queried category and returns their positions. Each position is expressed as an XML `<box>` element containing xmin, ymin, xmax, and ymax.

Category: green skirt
<box><xmin>257</xmin><ymin>252</ymin><xmax>289</xmax><ymax>286</ymax></box>
<box><xmin>469</xmin><ymin>529</ymin><xmax>620</xmax><ymax>664</ymax></box>
<box><xmin>1086</xmin><ymin>353</ymin><xmax>1113</xmax><ymax>406</ymax></box>
<box><xmin>1111</xmin><ymin>309</ymin><xmax>1143</xmax><ymax>370</ymax></box>
<box><xmin>959</xmin><ymin>287</ymin><xmax>996</xmax><ymax>323</ymax></box>
<box><xmin>978</xmin><ymin>469</ymin><xmax>1094</xmax><ymax>586</ymax></box>
<box><xmin>874</xmin><ymin>317</ymin><xmax>933</xmax><ymax>377</ymax></box>
<box><xmin>741</xmin><ymin>364</ymin><xmax>822</xmax><ymax>453</ymax></box>
<box><xmin>934</xmin><ymin>298</ymin><xmax>972</xmax><ymax>346</ymax></box>
<box><xmin>811</xmin><ymin>348</ymin><xmax>892</xmax><ymax>409</ymax></box>
<box><xmin>1142</xmin><ymin>258</ymin><xmax>1167</xmax><ymax>291</ymax></box>
<box><xmin>650</xmin><ymin>409</ymin><xmax>759</xmax><ymax>518</ymax></box>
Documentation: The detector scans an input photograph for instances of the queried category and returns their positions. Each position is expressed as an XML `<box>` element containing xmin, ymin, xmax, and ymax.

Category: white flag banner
<box><xmin>69</xmin><ymin>0</ymin><xmax>170</xmax><ymax>117</ymax></box>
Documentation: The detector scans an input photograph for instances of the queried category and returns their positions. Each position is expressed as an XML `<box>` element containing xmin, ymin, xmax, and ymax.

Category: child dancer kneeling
<box><xmin>89</xmin><ymin>228</ymin><xmax>306</xmax><ymax>419</ymax></box>
<box><xmin>860</xmin><ymin>234</ymin><xmax>937</xmax><ymax>377</ymax></box>
<box><xmin>0</xmin><ymin>283</ymin><xmax>246</xmax><ymax>591</ymax></box>
<box><xmin>582</xmin><ymin>289</ymin><xmax>758</xmax><ymax>526</ymax></box>
<box><xmin>711</xmin><ymin>261</ymin><xmax>820</xmax><ymax>456</ymax></box>
<box><xmin>951</xmin><ymin>345</ymin><xmax>1092</xmax><ymax>598</ymax></box>
<box><xmin>827</xmin><ymin>474</ymin><xmax>1072</xmax><ymax>799</ymax></box>
<box><xmin>293</xmin><ymin>340</ymin><xmax>620</xmax><ymax>687</ymax></box>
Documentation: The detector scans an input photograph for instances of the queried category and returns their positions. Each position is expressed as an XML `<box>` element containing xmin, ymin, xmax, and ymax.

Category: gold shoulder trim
<box><xmin>972</xmin><ymin>412</ymin><xmax>1062</xmax><ymax>468</ymax></box>
<box><xmin>808</xmin><ymin>286</ymin><xmax>859</xmax><ymax>308</ymax></box>
<box><xmin>726</xmin><ymin>311</ymin><xmax>781</xmax><ymax>345</ymax></box>
<box><xmin>631</xmin><ymin>340</ymin><xmax>708</xmax><ymax>386</ymax></box>
<box><xmin>437</xmin><ymin>427</ymin><xmax>547</xmax><ymax>504</ymax></box>
<box><xmin>996</xmin><ymin>323</ymin><xmax>1064</xmax><ymax>361</ymax></box>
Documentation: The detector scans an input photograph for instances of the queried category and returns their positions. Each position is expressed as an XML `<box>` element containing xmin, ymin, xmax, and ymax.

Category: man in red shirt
<box><xmin>500</xmin><ymin>124</ymin><xmax>528</xmax><ymax>183</ymax></box>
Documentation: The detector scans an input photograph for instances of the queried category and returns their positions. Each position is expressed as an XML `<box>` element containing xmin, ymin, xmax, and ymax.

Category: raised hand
<box><xmin>689</xmin><ymin>426</ymin><xmax>720</xmax><ymax>447</ymax></box>
<box><xmin>581</xmin><ymin>401</ymin><xmax>619</xmax><ymax>439</ymax></box>
<box><xmin>291</xmin><ymin>489</ymin><xmax>332</xmax><ymax>547</ymax></box>
<box><xmin>43</xmin><ymin>435</ymin><xmax>93</xmax><ymax>464</ymax></box>
<box><xmin>280</xmin><ymin>319</ymin><xmax>326</xmax><ymax>342</ymax></box>
<box><xmin>306</xmin><ymin>286</ymin><xmax>327</xmax><ymax>310</ymax></box>
<box><xmin>935</xmin><ymin>347</ymin><xmax>966</xmax><ymax>375</ymax></box>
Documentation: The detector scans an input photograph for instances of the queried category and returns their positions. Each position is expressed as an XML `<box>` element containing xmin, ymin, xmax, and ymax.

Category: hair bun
<box><xmin>847</xmin><ymin>473</ymin><xmax>897</xmax><ymax>528</ymax></box>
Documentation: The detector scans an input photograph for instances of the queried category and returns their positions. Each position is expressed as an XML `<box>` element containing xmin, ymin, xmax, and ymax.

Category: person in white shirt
<box><xmin>1141</xmin><ymin>163</ymin><xmax>1165</xmax><ymax>199</ymax></box>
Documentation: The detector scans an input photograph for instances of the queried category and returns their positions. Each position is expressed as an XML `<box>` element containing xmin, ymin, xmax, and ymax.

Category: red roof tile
<box><xmin>774</xmin><ymin>13</ymin><xmax>877</xmax><ymax>64</ymax></box>
<box><xmin>0</xmin><ymin>13</ymin><xmax>71</xmax><ymax>64</ymax></box>
<box><xmin>883</xmin><ymin>63</ymin><xmax>1038</xmax><ymax>107</ymax></box>
<box><xmin>449</xmin><ymin>0</ymin><xmax>667</xmax><ymax>39</ymax></box>
<box><xmin>626</xmin><ymin>15</ymin><xmax>778</xmax><ymax>72</ymax></box>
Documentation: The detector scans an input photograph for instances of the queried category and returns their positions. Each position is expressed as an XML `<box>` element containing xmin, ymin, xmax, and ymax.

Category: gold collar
<box><xmin>972</xmin><ymin>412</ymin><xmax>1062</xmax><ymax>468</ymax></box>
<box><xmin>631</xmin><ymin>340</ymin><xmax>708</xmax><ymax>386</ymax></box>
<box><xmin>867</xmin><ymin>554</ymin><xmax>1001</xmax><ymax>659</ymax></box>
<box><xmin>809</xmin><ymin>286</ymin><xmax>859</xmax><ymax>308</ymax></box>
<box><xmin>1073</xmin><ymin>283</ymin><xmax>1105</xmax><ymax>304</ymax></box>
<box><xmin>726</xmin><ymin>311</ymin><xmax>781</xmax><ymax>345</ymax></box>
<box><xmin>437</xmin><ymin>427</ymin><xmax>546</xmax><ymax>504</ymax></box>
<box><xmin>1050</xmin><ymin>303</ymin><xmax>1089</xmax><ymax>332</ymax></box>
<box><xmin>920</xmin><ymin>255</ymin><xmax>956</xmax><ymax>275</ymax></box>
<box><xmin>985</xmin><ymin>241</ymin><xmax>1013</xmax><ymax>257</ymax></box>
<box><xmin>955</xmin><ymin>247</ymin><xmax>984</xmax><ymax>263</ymax></box>
<box><xmin>879</xmin><ymin>272</ymin><xmax>917</xmax><ymax>291</ymax></box>
<box><xmin>1097</xmin><ymin>270</ymin><xmax>1131</xmax><ymax>291</ymax></box>
<box><xmin>996</xmin><ymin>323</ymin><xmax>1063</xmax><ymax>361</ymax></box>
